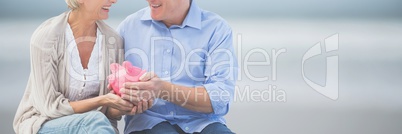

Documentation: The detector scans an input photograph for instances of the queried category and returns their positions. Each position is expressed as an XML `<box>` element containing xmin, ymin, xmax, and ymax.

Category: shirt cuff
<box><xmin>203</xmin><ymin>83</ymin><xmax>232</xmax><ymax>115</ymax></box>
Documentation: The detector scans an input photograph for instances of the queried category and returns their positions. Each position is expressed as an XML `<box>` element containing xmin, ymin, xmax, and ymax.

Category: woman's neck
<box><xmin>68</xmin><ymin>10</ymin><xmax>97</xmax><ymax>38</ymax></box>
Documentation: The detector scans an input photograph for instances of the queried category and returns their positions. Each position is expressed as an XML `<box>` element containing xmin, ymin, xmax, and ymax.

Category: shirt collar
<box><xmin>140</xmin><ymin>9</ymin><xmax>152</xmax><ymax>21</ymax></box>
<box><xmin>141</xmin><ymin>0</ymin><xmax>202</xmax><ymax>30</ymax></box>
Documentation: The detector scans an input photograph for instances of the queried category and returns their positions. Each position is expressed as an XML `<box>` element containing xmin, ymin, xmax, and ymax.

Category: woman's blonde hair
<box><xmin>65</xmin><ymin>0</ymin><xmax>80</xmax><ymax>10</ymax></box>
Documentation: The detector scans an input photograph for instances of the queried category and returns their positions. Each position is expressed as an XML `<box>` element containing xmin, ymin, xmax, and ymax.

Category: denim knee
<box><xmin>79</xmin><ymin>111</ymin><xmax>114</xmax><ymax>133</ymax></box>
<box><xmin>199</xmin><ymin>122</ymin><xmax>234</xmax><ymax>134</ymax></box>
<box><xmin>129</xmin><ymin>122</ymin><xmax>179</xmax><ymax>134</ymax></box>
<box><xmin>81</xmin><ymin>111</ymin><xmax>109</xmax><ymax>124</ymax></box>
<box><xmin>38</xmin><ymin>111</ymin><xmax>115</xmax><ymax>134</ymax></box>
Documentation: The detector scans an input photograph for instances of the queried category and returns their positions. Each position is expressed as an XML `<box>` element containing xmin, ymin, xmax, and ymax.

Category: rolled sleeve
<box><xmin>203</xmin><ymin>23</ymin><xmax>238</xmax><ymax>115</ymax></box>
<box><xmin>204</xmin><ymin>82</ymin><xmax>234</xmax><ymax>115</ymax></box>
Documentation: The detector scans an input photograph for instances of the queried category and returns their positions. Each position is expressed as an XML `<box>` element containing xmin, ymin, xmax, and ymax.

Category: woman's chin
<box><xmin>96</xmin><ymin>11</ymin><xmax>109</xmax><ymax>20</ymax></box>
<box><xmin>98</xmin><ymin>15</ymin><xmax>109</xmax><ymax>20</ymax></box>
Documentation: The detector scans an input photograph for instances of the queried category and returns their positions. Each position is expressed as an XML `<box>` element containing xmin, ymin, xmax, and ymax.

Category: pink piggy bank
<box><xmin>107</xmin><ymin>61</ymin><xmax>146</xmax><ymax>96</ymax></box>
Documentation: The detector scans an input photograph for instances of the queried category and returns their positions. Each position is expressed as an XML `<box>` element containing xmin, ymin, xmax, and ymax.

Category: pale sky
<box><xmin>1</xmin><ymin>0</ymin><xmax>402</xmax><ymax>19</ymax></box>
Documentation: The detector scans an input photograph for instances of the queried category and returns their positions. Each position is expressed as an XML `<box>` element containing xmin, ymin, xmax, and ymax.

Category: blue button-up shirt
<box><xmin>117</xmin><ymin>1</ymin><xmax>238</xmax><ymax>133</ymax></box>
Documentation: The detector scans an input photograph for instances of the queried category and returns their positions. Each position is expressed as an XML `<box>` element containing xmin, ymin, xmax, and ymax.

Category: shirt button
<box><xmin>166</xmin><ymin>49</ymin><xmax>171</xmax><ymax>54</ymax></box>
<box><xmin>164</xmin><ymin>71</ymin><xmax>169</xmax><ymax>75</ymax></box>
<box><xmin>170</xmin><ymin>111</ymin><xmax>174</xmax><ymax>115</ymax></box>
<box><xmin>185</xmin><ymin>127</ymin><xmax>189</xmax><ymax>130</ymax></box>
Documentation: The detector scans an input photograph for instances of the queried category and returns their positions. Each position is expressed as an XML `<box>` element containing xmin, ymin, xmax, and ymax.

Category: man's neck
<box><xmin>162</xmin><ymin>0</ymin><xmax>191</xmax><ymax>28</ymax></box>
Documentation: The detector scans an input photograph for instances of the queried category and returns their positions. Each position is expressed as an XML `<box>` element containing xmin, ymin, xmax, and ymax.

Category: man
<box><xmin>117</xmin><ymin>0</ymin><xmax>237</xmax><ymax>133</ymax></box>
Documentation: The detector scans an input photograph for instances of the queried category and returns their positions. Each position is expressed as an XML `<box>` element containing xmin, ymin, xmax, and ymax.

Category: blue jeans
<box><xmin>129</xmin><ymin>122</ymin><xmax>234</xmax><ymax>134</ymax></box>
<box><xmin>38</xmin><ymin>111</ymin><xmax>115</xmax><ymax>134</ymax></box>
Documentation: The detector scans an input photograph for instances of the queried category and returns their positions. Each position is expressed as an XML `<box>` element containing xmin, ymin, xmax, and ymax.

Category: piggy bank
<box><xmin>107</xmin><ymin>61</ymin><xmax>146</xmax><ymax>96</ymax></box>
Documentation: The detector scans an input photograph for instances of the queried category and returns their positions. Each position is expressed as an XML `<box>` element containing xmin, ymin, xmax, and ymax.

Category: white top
<box><xmin>66</xmin><ymin>23</ymin><xmax>102</xmax><ymax>101</ymax></box>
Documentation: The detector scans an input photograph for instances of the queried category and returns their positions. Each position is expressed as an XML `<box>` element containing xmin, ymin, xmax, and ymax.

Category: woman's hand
<box><xmin>103</xmin><ymin>92</ymin><xmax>134</xmax><ymax>113</ymax></box>
<box><xmin>108</xmin><ymin>98</ymin><xmax>154</xmax><ymax>117</ymax></box>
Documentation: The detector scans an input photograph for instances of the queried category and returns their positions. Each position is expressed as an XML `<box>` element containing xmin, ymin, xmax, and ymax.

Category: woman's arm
<box><xmin>29</xmin><ymin>35</ymin><xmax>75</xmax><ymax>118</ymax></box>
<box><xmin>69</xmin><ymin>93</ymin><xmax>133</xmax><ymax>113</ymax></box>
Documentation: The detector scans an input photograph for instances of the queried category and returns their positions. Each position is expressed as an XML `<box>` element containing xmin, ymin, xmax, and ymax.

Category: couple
<box><xmin>13</xmin><ymin>0</ymin><xmax>237</xmax><ymax>134</ymax></box>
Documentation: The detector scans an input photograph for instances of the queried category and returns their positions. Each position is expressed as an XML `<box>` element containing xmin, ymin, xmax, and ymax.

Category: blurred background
<box><xmin>1</xmin><ymin>0</ymin><xmax>402</xmax><ymax>134</ymax></box>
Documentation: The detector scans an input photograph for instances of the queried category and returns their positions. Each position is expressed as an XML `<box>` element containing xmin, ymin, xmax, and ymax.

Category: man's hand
<box><xmin>119</xmin><ymin>71</ymin><xmax>213</xmax><ymax>113</ymax></box>
<box><xmin>107</xmin><ymin>72</ymin><xmax>156</xmax><ymax>115</ymax></box>
<box><xmin>125</xmin><ymin>99</ymin><xmax>154</xmax><ymax>115</ymax></box>
<box><xmin>106</xmin><ymin>98</ymin><xmax>153</xmax><ymax>119</ymax></box>
<box><xmin>115</xmin><ymin>72</ymin><xmax>160</xmax><ymax>115</ymax></box>
<box><xmin>120</xmin><ymin>72</ymin><xmax>167</xmax><ymax>105</ymax></box>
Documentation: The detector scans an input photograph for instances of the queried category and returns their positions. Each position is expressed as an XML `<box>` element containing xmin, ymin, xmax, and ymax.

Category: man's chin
<box><xmin>150</xmin><ymin>15</ymin><xmax>163</xmax><ymax>21</ymax></box>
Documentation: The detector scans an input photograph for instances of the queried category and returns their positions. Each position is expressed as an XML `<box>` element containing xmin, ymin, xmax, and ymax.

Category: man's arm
<box><xmin>120</xmin><ymin>21</ymin><xmax>237</xmax><ymax>115</ymax></box>
<box><xmin>160</xmin><ymin>83</ymin><xmax>213</xmax><ymax>113</ymax></box>
<box><xmin>122</xmin><ymin>78</ymin><xmax>213</xmax><ymax>113</ymax></box>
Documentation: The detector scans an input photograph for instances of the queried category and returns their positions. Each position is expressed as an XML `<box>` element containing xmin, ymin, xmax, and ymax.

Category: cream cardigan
<box><xmin>13</xmin><ymin>11</ymin><xmax>124</xmax><ymax>134</ymax></box>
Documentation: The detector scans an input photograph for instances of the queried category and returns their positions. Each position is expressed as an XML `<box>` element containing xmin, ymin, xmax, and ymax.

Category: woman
<box><xmin>13</xmin><ymin>0</ymin><xmax>152</xmax><ymax>133</ymax></box>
